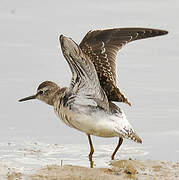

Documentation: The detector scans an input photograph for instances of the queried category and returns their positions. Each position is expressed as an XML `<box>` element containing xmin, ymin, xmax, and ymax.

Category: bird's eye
<box><xmin>38</xmin><ymin>90</ymin><xmax>43</xmax><ymax>95</ymax></box>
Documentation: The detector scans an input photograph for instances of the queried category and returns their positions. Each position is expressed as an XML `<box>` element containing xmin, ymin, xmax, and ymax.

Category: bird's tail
<box><xmin>112</xmin><ymin>108</ymin><xmax>142</xmax><ymax>143</ymax></box>
<box><xmin>129</xmin><ymin>132</ymin><xmax>142</xmax><ymax>144</ymax></box>
<box><xmin>115</xmin><ymin>128</ymin><xmax>142</xmax><ymax>144</ymax></box>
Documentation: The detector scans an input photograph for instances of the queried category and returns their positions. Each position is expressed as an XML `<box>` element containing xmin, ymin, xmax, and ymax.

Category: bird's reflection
<box><xmin>89</xmin><ymin>157</ymin><xmax>94</xmax><ymax>168</ymax></box>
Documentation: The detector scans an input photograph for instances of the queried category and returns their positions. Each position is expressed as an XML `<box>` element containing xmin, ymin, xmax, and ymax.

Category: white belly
<box><xmin>54</xmin><ymin>101</ymin><xmax>136</xmax><ymax>140</ymax></box>
<box><xmin>55</xmin><ymin>105</ymin><xmax>118</xmax><ymax>137</ymax></box>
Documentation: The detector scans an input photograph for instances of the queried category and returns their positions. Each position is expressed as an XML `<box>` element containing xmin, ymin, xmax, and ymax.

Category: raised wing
<box><xmin>79</xmin><ymin>28</ymin><xmax>168</xmax><ymax>105</ymax></box>
<box><xmin>59</xmin><ymin>35</ymin><xmax>109</xmax><ymax>111</ymax></box>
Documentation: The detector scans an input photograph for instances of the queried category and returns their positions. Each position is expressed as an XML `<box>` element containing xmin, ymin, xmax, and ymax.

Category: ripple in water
<box><xmin>0</xmin><ymin>140</ymin><xmax>148</xmax><ymax>173</ymax></box>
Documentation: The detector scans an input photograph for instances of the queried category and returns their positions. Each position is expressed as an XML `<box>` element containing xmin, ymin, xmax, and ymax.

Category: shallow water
<box><xmin>0</xmin><ymin>0</ymin><xmax>179</xmax><ymax>173</ymax></box>
<box><xmin>0</xmin><ymin>131</ymin><xmax>178</xmax><ymax>173</ymax></box>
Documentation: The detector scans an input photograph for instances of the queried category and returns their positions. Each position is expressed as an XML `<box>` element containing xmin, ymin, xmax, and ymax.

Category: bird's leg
<box><xmin>111</xmin><ymin>137</ymin><xmax>123</xmax><ymax>160</ymax></box>
<box><xmin>87</xmin><ymin>134</ymin><xmax>94</xmax><ymax>168</ymax></box>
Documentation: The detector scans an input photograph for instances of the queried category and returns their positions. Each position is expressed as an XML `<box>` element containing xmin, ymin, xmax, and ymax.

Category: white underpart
<box><xmin>56</xmin><ymin>103</ymin><xmax>136</xmax><ymax>140</ymax></box>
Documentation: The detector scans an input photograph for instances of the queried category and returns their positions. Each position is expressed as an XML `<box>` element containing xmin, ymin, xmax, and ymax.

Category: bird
<box><xmin>19</xmin><ymin>27</ymin><xmax>168</xmax><ymax>167</ymax></box>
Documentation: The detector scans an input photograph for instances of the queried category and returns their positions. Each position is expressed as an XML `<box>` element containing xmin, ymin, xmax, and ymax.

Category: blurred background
<box><xmin>0</xmin><ymin>0</ymin><xmax>178</xmax><ymax>171</ymax></box>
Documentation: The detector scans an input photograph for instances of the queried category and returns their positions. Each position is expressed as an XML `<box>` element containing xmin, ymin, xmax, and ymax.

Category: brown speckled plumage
<box><xmin>80</xmin><ymin>28</ymin><xmax>168</xmax><ymax>105</ymax></box>
<box><xmin>19</xmin><ymin>28</ymin><xmax>168</xmax><ymax>166</ymax></box>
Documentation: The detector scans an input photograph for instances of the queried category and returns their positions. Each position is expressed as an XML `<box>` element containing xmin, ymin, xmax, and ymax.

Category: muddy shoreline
<box><xmin>2</xmin><ymin>159</ymin><xmax>179</xmax><ymax>180</ymax></box>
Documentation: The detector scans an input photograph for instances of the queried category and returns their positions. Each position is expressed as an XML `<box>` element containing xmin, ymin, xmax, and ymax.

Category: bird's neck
<box><xmin>51</xmin><ymin>87</ymin><xmax>68</xmax><ymax>106</ymax></box>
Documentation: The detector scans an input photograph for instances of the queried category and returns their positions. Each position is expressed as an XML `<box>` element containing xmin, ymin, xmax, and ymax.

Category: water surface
<box><xmin>0</xmin><ymin>0</ymin><xmax>178</xmax><ymax>172</ymax></box>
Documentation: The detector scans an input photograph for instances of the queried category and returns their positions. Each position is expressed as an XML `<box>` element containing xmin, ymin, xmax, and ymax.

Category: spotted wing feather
<box><xmin>80</xmin><ymin>28</ymin><xmax>168</xmax><ymax>105</ymax></box>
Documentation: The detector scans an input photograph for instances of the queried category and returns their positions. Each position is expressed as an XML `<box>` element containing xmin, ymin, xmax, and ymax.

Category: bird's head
<box><xmin>19</xmin><ymin>81</ymin><xmax>60</xmax><ymax>105</ymax></box>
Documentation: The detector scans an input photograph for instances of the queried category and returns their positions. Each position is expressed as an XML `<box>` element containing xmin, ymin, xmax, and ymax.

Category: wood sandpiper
<box><xmin>19</xmin><ymin>27</ymin><xmax>168</xmax><ymax>167</ymax></box>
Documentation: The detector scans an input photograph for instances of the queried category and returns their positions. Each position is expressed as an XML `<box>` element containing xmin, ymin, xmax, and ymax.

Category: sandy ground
<box><xmin>0</xmin><ymin>0</ymin><xmax>178</xmax><ymax>179</ymax></box>
<box><xmin>1</xmin><ymin>159</ymin><xmax>179</xmax><ymax>180</ymax></box>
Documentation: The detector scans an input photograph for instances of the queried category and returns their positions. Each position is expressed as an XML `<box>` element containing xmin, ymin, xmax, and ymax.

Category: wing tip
<box><xmin>158</xmin><ymin>29</ymin><xmax>168</xmax><ymax>36</ymax></box>
<box><xmin>59</xmin><ymin>34</ymin><xmax>64</xmax><ymax>41</ymax></box>
<box><xmin>59</xmin><ymin>34</ymin><xmax>65</xmax><ymax>48</ymax></box>
<box><xmin>114</xmin><ymin>87</ymin><xmax>132</xmax><ymax>106</ymax></box>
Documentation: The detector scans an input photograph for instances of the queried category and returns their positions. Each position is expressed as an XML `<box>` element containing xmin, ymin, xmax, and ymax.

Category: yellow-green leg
<box><xmin>87</xmin><ymin>134</ymin><xmax>94</xmax><ymax>168</ymax></box>
<box><xmin>111</xmin><ymin>137</ymin><xmax>123</xmax><ymax>160</ymax></box>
